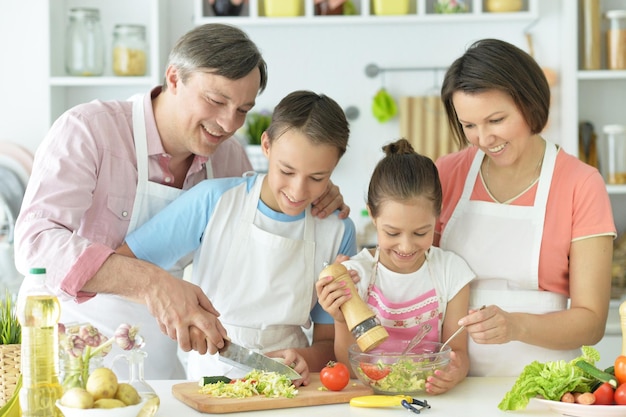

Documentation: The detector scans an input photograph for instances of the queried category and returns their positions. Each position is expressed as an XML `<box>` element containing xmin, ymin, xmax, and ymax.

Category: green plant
<box><xmin>0</xmin><ymin>291</ymin><xmax>21</xmax><ymax>345</ymax></box>
<box><xmin>244</xmin><ymin>111</ymin><xmax>272</xmax><ymax>145</ymax></box>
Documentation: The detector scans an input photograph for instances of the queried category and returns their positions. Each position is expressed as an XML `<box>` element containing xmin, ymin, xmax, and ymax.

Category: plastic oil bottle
<box><xmin>17</xmin><ymin>268</ymin><xmax>63</xmax><ymax>417</ymax></box>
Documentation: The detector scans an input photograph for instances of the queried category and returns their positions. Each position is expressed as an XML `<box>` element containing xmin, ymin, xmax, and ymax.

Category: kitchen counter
<box><xmin>150</xmin><ymin>377</ymin><xmax>555</xmax><ymax>416</ymax></box>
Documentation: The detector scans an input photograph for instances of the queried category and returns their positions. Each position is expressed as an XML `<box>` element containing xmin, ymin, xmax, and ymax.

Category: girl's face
<box><xmin>372</xmin><ymin>197</ymin><xmax>437</xmax><ymax>274</ymax></box>
<box><xmin>452</xmin><ymin>89</ymin><xmax>534</xmax><ymax>168</ymax></box>
<box><xmin>260</xmin><ymin>129</ymin><xmax>340</xmax><ymax>216</ymax></box>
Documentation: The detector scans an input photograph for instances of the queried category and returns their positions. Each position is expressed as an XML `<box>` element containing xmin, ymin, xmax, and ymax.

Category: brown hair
<box><xmin>266</xmin><ymin>90</ymin><xmax>349</xmax><ymax>158</ymax></box>
<box><xmin>164</xmin><ymin>23</ymin><xmax>267</xmax><ymax>94</ymax></box>
<box><xmin>367</xmin><ymin>138</ymin><xmax>442</xmax><ymax>218</ymax></box>
<box><xmin>441</xmin><ymin>38</ymin><xmax>550</xmax><ymax>148</ymax></box>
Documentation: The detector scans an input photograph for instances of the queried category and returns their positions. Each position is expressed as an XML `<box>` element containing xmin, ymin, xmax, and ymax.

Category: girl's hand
<box><xmin>424</xmin><ymin>351</ymin><xmax>466</xmax><ymax>395</ymax></box>
<box><xmin>316</xmin><ymin>264</ymin><xmax>360</xmax><ymax>323</ymax></box>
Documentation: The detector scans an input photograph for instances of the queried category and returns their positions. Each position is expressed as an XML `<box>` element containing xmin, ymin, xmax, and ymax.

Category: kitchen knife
<box><xmin>218</xmin><ymin>340</ymin><xmax>302</xmax><ymax>380</ymax></box>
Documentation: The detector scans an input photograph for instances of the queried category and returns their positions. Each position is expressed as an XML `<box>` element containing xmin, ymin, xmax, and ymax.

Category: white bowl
<box><xmin>56</xmin><ymin>399</ymin><xmax>146</xmax><ymax>417</ymax></box>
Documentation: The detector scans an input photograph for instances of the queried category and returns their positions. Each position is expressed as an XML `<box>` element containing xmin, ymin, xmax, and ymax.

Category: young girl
<box><xmin>316</xmin><ymin>138</ymin><xmax>474</xmax><ymax>395</ymax></box>
<box><xmin>117</xmin><ymin>90</ymin><xmax>356</xmax><ymax>385</ymax></box>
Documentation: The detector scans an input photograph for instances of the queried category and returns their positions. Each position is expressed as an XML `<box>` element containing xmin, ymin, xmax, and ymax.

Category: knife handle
<box><xmin>350</xmin><ymin>395</ymin><xmax>413</xmax><ymax>408</ymax></box>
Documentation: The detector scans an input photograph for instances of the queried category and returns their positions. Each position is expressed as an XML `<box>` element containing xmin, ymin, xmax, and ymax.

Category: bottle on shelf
<box><xmin>601</xmin><ymin>124</ymin><xmax>626</xmax><ymax>185</ymax></box>
<box><xmin>356</xmin><ymin>208</ymin><xmax>377</xmax><ymax>250</ymax></box>
<box><xmin>112</xmin><ymin>24</ymin><xmax>148</xmax><ymax>76</ymax></box>
<box><xmin>65</xmin><ymin>7</ymin><xmax>105</xmax><ymax>76</ymax></box>
<box><xmin>16</xmin><ymin>268</ymin><xmax>63</xmax><ymax>417</ymax></box>
<box><xmin>605</xmin><ymin>10</ymin><xmax>626</xmax><ymax>70</ymax></box>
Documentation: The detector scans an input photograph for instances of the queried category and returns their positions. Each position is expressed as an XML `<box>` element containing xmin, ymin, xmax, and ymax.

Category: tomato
<box><xmin>615</xmin><ymin>383</ymin><xmax>626</xmax><ymax>405</ymax></box>
<box><xmin>593</xmin><ymin>382</ymin><xmax>615</xmax><ymax>405</ymax></box>
<box><xmin>615</xmin><ymin>355</ymin><xmax>626</xmax><ymax>386</ymax></box>
<box><xmin>320</xmin><ymin>361</ymin><xmax>350</xmax><ymax>391</ymax></box>
<box><xmin>359</xmin><ymin>362</ymin><xmax>391</xmax><ymax>381</ymax></box>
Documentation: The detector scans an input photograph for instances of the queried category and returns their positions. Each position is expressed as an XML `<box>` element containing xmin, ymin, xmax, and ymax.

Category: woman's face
<box><xmin>260</xmin><ymin>130</ymin><xmax>339</xmax><ymax>216</ymax></box>
<box><xmin>452</xmin><ymin>89</ymin><xmax>534</xmax><ymax>167</ymax></box>
<box><xmin>372</xmin><ymin>197</ymin><xmax>436</xmax><ymax>274</ymax></box>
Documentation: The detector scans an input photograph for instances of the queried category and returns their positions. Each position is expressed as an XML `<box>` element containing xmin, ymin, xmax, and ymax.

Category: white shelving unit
<box><xmin>47</xmin><ymin>0</ymin><xmax>168</xmax><ymax>126</ymax></box>
<box><xmin>563</xmin><ymin>1</ymin><xmax>626</xmax><ymax>205</ymax></box>
<box><xmin>194</xmin><ymin>0</ymin><xmax>538</xmax><ymax>25</ymax></box>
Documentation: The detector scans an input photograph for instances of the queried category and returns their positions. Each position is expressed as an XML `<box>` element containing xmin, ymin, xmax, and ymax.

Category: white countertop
<box><xmin>150</xmin><ymin>377</ymin><xmax>555</xmax><ymax>416</ymax></box>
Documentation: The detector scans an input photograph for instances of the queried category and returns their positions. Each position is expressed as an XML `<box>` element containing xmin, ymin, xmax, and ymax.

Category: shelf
<box><xmin>578</xmin><ymin>70</ymin><xmax>626</xmax><ymax>80</ymax></box>
<box><xmin>193</xmin><ymin>0</ymin><xmax>537</xmax><ymax>26</ymax></box>
<box><xmin>49</xmin><ymin>76</ymin><xmax>156</xmax><ymax>87</ymax></box>
<box><xmin>607</xmin><ymin>185</ymin><xmax>626</xmax><ymax>195</ymax></box>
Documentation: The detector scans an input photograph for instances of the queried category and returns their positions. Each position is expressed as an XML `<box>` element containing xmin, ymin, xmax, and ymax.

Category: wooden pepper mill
<box><xmin>319</xmin><ymin>263</ymin><xmax>388</xmax><ymax>352</ymax></box>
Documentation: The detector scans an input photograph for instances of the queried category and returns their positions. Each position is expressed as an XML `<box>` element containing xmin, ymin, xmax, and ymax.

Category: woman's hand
<box><xmin>461</xmin><ymin>305</ymin><xmax>514</xmax><ymax>345</ymax></box>
<box><xmin>265</xmin><ymin>349</ymin><xmax>309</xmax><ymax>387</ymax></box>
<box><xmin>311</xmin><ymin>180</ymin><xmax>350</xmax><ymax>219</ymax></box>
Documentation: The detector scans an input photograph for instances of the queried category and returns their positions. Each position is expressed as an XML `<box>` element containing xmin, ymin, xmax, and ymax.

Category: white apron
<box><xmin>440</xmin><ymin>141</ymin><xmax>579</xmax><ymax>377</ymax></box>
<box><xmin>186</xmin><ymin>176</ymin><xmax>314</xmax><ymax>380</ymax></box>
<box><xmin>62</xmin><ymin>96</ymin><xmax>210</xmax><ymax>379</ymax></box>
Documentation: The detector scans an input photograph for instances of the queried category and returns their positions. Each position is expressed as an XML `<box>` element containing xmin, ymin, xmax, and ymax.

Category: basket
<box><xmin>0</xmin><ymin>344</ymin><xmax>21</xmax><ymax>406</ymax></box>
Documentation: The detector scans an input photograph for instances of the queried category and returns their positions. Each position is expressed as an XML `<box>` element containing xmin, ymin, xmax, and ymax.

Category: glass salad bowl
<box><xmin>348</xmin><ymin>340</ymin><xmax>451</xmax><ymax>396</ymax></box>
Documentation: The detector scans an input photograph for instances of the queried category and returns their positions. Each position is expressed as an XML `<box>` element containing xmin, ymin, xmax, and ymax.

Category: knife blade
<box><xmin>218</xmin><ymin>340</ymin><xmax>302</xmax><ymax>380</ymax></box>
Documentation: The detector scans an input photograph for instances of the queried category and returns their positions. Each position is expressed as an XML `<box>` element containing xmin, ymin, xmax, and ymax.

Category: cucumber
<box><xmin>199</xmin><ymin>376</ymin><xmax>232</xmax><ymax>386</ymax></box>
<box><xmin>604</xmin><ymin>365</ymin><xmax>615</xmax><ymax>375</ymax></box>
<box><xmin>575</xmin><ymin>360</ymin><xmax>618</xmax><ymax>388</ymax></box>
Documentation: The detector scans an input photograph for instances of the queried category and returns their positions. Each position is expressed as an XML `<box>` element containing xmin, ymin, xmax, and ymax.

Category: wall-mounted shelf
<box><xmin>47</xmin><ymin>0</ymin><xmax>168</xmax><ymax>125</ymax></box>
<box><xmin>193</xmin><ymin>0</ymin><xmax>538</xmax><ymax>26</ymax></box>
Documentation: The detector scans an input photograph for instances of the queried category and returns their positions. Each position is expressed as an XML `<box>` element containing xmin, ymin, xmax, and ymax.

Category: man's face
<box><xmin>169</xmin><ymin>67</ymin><xmax>261</xmax><ymax>157</ymax></box>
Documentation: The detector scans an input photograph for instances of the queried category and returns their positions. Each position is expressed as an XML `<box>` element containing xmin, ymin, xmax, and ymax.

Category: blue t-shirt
<box><xmin>126</xmin><ymin>174</ymin><xmax>356</xmax><ymax>324</ymax></box>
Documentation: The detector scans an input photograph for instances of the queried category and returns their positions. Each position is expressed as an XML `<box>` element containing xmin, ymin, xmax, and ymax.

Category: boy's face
<box><xmin>260</xmin><ymin>130</ymin><xmax>340</xmax><ymax>216</ymax></box>
<box><xmin>372</xmin><ymin>197</ymin><xmax>436</xmax><ymax>274</ymax></box>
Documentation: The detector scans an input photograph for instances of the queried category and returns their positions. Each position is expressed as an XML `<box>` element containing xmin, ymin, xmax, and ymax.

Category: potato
<box><xmin>60</xmin><ymin>387</ymin><xmax>94</xmax><ymax>409</ymax></box>
<box><xmin>93</xmin><ymin>398</ymin><xmax>126</xmax><ymax>409</ymax></box>
<box><xmin>115</xmin><ymin>383</ymin><xmax>141</xmax><ymax>405</ymax></box>
<box><xmin>86</xmin><ymin>367</ymin><xmax>118</xmax><ymax>400</ymax></box>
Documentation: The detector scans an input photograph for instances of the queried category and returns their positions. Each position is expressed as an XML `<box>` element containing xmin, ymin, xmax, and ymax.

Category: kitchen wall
<box><xmin>0</xmin><ymin>0</ymin><xmax>563</xmax><ymax>219</ymax></box>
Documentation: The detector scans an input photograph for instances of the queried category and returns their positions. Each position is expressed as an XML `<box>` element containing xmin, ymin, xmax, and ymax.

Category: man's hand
<box><xmin>142</xmin><ymin>268</ymin><xmax>228</xmax><ymax>353</ymax></box>
<box><xmin>311</xmin><ymin>180</ymin><xmax>349</xmax><ymax>219</ymax></box>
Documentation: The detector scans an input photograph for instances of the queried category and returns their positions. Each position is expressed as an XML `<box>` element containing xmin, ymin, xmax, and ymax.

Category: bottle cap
<box><xmin>29</xmin><ymin>268</ymin><xmax>46</xmax><ymax>274</ymax></box>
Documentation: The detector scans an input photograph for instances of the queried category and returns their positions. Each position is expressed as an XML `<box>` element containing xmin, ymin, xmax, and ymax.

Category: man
<box><xmin>14</xmin><ymin>24</ymin><xmax>348</xmax><ymax>379</ymax></box>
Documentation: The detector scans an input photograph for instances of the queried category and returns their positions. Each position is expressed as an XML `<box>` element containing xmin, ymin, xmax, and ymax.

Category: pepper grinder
<box><xmin>319</xmin><ymin>263</ymin><xmax>388</xmax><ymax>352</ymax></box>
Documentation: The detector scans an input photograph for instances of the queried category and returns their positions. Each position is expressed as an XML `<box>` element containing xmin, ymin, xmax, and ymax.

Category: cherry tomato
<box><xmin>320</xmin><ymin>361</ymin><xmax>350</xmax><ymax>391</ymax></box>
<box><xmin>359</xmin><ymin>362</ymin><xmax>391</xmax><ymax>381</ymax></box>
<box><xmin>615</xmin><ymin>355</ymin><xmax>626</xmax><ymax>386</ymax></box>
<box><xmin>615</xmin><ymin>383</ymin><xmax>626</xmax><ymax>405</ymax></box>
<box><xmin>593</xmin><ymin>382</ymin><xmax>615</xmax><ymax>405</ymax></box>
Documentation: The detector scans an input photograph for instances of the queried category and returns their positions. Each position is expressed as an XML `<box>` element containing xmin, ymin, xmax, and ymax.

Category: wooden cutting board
<box><xmin>171</xmin><ymin>373</ymin><xmax>373</xmax><ymax>414</ymax></box>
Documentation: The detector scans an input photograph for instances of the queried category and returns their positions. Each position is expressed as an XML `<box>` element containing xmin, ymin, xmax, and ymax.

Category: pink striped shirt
<box><xmin>14</xmin><ymin>87</ymin><xmax>252</xmax><ymax>301</ymax></box>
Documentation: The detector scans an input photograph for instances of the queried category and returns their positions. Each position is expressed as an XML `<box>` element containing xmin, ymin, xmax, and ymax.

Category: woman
<box><xmin>435</xmin><ymin>38</ymin><xmax>616</xmax><ymax>376</ymax></box>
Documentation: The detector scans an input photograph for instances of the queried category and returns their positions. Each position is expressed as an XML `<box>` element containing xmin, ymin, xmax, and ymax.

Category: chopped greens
<box><xmin>498</xmin><ymin>346</ymin><xmax>600</xmax><ymax>411</ymax></box>
<box><xmin>198</xmin><ymin>370</ymin><xmax>298</xmax><ymax>399</ymax></box>
<box><xmin>357</xmin><ymin>358</ymin><xmax>441</xmax><ymax>393</ymax></box>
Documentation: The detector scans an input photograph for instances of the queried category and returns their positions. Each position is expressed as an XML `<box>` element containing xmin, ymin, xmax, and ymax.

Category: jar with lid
<box><xmin>65</xmin><ymin>8</ymin><xmax>105</xmax><ymax>76</ymax></box>
<box><xmin>112</xmin><ymin>24</ymin><xmax>148</xmax><ymax>76</ymax></box>
<box><xmin>602</xmin><ymin>124</ymin><xmax>626</xmax><ymax>184</ymax></box>
<box><xmin>606</xmin><ymin>10</ymin><xmax>626</xmax><ymax>69</ymax></box>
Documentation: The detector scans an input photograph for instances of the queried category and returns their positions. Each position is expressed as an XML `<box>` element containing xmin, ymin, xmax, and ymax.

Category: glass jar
<box><xmin>112</xmin><ymin>24</ymin><xmax>148</xmax><ymax>76</ymax></box>
<box><xmin>485</xmin><ymin>0</ymin><xmax>522</xmax><ymax>13</ymax></box>
<box><xmin>606</xmin><ymin>10</ymin><xmax>626</xmax><ymax>70</ymax></box>
<box><xmin>114</xmin><ymin>349</ymin><xmax>160</xmax><ymax>417</ymax></box>
<box><xmin>602</xmin><ymin>124</ymin><xmax>626</xmax><ymax>184</ymax></box>
<box><xmin>65</xmin><ymin>8</ymin><xmax>105</xmax><ymax>76</ymax></box>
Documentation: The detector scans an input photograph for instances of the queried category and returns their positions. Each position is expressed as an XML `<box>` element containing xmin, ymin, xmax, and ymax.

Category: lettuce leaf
<box><xmin>497</xmin><ymin>346</ymin><xmax>600</xmax><ymax>411</ymax></box>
